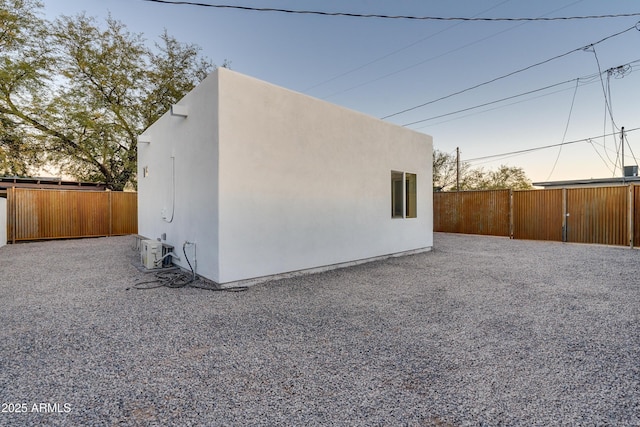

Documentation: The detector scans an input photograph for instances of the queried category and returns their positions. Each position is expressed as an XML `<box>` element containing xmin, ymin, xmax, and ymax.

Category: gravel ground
<box><xmin>0</xmin><ymin>233</ymin><xmax>639</xmax><ymax>426</ymax></box>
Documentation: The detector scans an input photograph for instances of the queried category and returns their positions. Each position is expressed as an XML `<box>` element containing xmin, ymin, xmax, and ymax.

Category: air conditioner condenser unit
<box><xmin>140</xmin><ymin>240</ymin><xmax>173</xmax><ymax>269</ymax></box>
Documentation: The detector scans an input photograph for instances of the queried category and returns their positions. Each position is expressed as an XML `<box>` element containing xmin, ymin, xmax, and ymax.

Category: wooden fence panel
<box><xmin>7</xmin><ymin>188</ymin><xmax>137</xmax><ymax>242</ymax></box>
<box><xmin>110</xmin><ymin>192</ymin><xmax>138</xmax><ymax>235</ymax></box>
<box><xmin>565</xmin><ymin>187</ymin><xmax>627</xmax><ymax>246</ymax></box>
<box><xmin>512</xmin><ymin>189</ymin><xmax>563</xmax><ymax>241</ymax></box>
<box><xmin>433</xmin><ymin>190</ymin><xmax>510</xmax><ymax>236</ymax></box>
<box><xmin>434</xmin><ymin>186</ymin><xmax>638</xmax><ymax>247</ymax></box>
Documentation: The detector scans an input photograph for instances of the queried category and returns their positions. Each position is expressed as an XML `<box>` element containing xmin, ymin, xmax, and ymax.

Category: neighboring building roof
<box><xmin>0</xmin><ymin>176</ymin><xmax>107</xmax><ymax>191</ymax></box>
<box><xmin>533</xmin><ymin>176</ymin><xmax>640</xmax><ymax>189</ymax></box>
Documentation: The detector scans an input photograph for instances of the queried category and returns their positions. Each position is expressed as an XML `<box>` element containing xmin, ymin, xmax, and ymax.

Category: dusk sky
<box><xmin>42</xmin><ymin>0</ymin><xmax>640</xmax><ymax>183</ymax></box>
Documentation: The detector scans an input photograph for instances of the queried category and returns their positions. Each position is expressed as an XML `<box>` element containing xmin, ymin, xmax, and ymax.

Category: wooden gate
<box><xmin>512</xmin><ymin>189</ymin><xmax>563</xmax><ymax>241</ymax></box>
<box><xmin>6</xmin><ymin>188</ymin><xmax>137</xmax><ymax>243</ymax></box>
<box><xmin>435</xmin><ymin>185</ymin><xmax>639</xmax><ymax>247</ymax></box>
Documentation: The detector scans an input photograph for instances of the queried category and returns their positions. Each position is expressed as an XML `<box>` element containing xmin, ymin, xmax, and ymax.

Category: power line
<box><xmin>141</xmin><ymin>1</ymin><xmax>640</xmax><ymax>22</ymax></box>
<box><xmin>315</xmin><ymin>0</ymin><xmax>585</xmax><ymax>100</ymax></box>
<box><xmin>464</xmin><ymin>127</ymin><xmax>640</xmax><ymax>163</ymax></box>
<box><xmin>403</xmin><ymin>59</ymin><xmax>640</xmax><ymax>127</ymax></box>
<box><xmin>304</xmin><ymin>0</ymin><xmax>513</xmax><ymax>92</ymax></box>
<box><xmin>587</xmin><ymin>139</ymin><xmax>616</xmax><ymax>175</ymax></box>
<box><xmin>436</xmin><ymin>133</ymin><xmax>623</xmax><ymax>170</ymax></box>
<box><xmin>624</xmin><ymin>132</ymin><xmax>639</xmax><ymax>169</ymax></box>
<box><xmin>381</xmin><ymin>23</ymin><xmax>640</xmax><ymax>120</ymax></box>
<box><xmin>545</xmin><ymin>78</ymin><xmax>580</xmax><ymax>180</ymax></box>
<box><xmin>402</xmin><ymin>78</ymin><xmax>579</xmax><ymax>126</ymax></box>
<box><xmin>412</xmin><ymin>80</ymin><xmax>596</xmax><ymax>129</ymax></box>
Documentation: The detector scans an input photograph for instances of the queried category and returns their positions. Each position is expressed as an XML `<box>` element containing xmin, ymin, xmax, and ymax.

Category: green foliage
<box><xmin>459</xmin><ymin>165</ymin><xmax>532</xmax><ymax>190</ymax></box>
<box><xmin>0</xmin><ymin>1</ymin><xmax>220</xmax><ymax>189</ymax></box>
<box><xmin>0</xmin><ymin>115</ymin><xmax>38</xmax><ymax>175</ymax></box>
<box><xmin>433</xmin><ymin>149</ymin><xmax>532</xmax><ymax>191</ymax></box>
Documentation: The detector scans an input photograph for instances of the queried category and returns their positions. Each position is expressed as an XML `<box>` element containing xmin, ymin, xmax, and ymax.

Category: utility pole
<box><xmin>621</xmin><ymin>126</ymin><xmax>625</xmax><ymax>181</ymax></box>
<box><xmin>456</xmin><ymin>147</ymin><xmax>460</xmax><ymax>191</ymax></box>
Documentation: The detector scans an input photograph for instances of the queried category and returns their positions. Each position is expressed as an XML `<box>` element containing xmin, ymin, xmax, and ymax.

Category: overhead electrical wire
<box><xmin>545</xmin><ymin>78</ymin><xmax>580</xmax><ymax>181</ymax></box>
<box><xmin>315</xmin><ymin>0</ymin><xmax>585</xmax><ymax>99</ymax></box>
<box><xmin>411</xmin><ymin>82</ymin><xmax>594</xmax><ymax>129</ymax></box>
<box><xmin>585</xmin><ymin>45</ymin><xmax>630</xmax><ymax>175</ymax></box>
<box><xmin>403</xmin><ymin>59</ymin><xmax>640</xmax><ymax>127</ymax></box>
<box><xmin>462</xmin><ymin>127</ymin><xmax>640</xmax><ymax>163</ymax></box>
<box><xmin>141</xmin><ymin>1</ymin><xmax>640</xmax><ymax>22</ymax></box>
<box><xmin>381</xmin><ymin>22</ymin><xmax>640</xmax><ymax>120</ymax></box>
<box><xmin>624</xmin><ymin>132</ymin><xmax>639</xmax><ymax>170</ymax></box>
<box><xmin>304</xmin><ymin>0</ymin><xmax>514</xmax><ymax>92</ymax></box>
<box><xmin>464</xmin><ymin>136</ymin><xmax>621</xmax><ymax>170</ymax></box>
<box><xmin>402</xmin><ymin>78</ymin><xmax>580</xmax><ymax>126</ymax></box>
<box><xmin>587</xmin><ymin>139</ymin><xmax>616</xmax><ymax>175</ymax></box>
<box><xmin>588</xmin><ymin>45</ymin><xmax>619</xmax><ymax>131</ymax></box>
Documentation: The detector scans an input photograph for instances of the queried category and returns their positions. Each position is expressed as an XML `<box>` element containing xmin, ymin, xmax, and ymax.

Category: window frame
<box><xmin>391</xmin><ymin>171</ymin><xmax>417</xmax><ymax>219</ymax></box>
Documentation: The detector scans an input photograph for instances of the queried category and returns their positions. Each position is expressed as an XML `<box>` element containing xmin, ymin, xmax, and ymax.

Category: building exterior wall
<box><xmin>138</xmin><ymin>68</ymin><xmax>433</xmax><ymax>285</ymax></box>
<box><xmin>137</xmin><ymin>72</ymin><xmax>220</xmax><ymax>281</ymax></box>
<box><xmin>216</xmin><ymin>69</ymin><xmax>432</xmax><ymax>284</ymax></box>
<box><xmin>0</xmin><ymin>197</ymin><xmax>6</xmax><ymax>247</ymax></box>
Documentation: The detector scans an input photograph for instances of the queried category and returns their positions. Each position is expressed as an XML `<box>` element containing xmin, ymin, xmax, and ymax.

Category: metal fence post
<box><xmin>10</xmin><ymin>187</ymin><xmax>16</xmax><ymax>244</ymax></box>
<box><xmin>108</xmin><ymin>191</ymin><xmax>113</xmax><ymax>237</ymax></box>
<box><xmin>629</xmin><ymin>184</ymin><xmax>634</xmax><ymax>248</ymax></box>
<box><xmin>562</xmin><ymin>188</ymin><xmax>568</xmax><ymax>242</ymax></box>
<box><xmin>509</xmin><ymin>189</ymin><xmax>514</xmax><ymax>239</ymax></box>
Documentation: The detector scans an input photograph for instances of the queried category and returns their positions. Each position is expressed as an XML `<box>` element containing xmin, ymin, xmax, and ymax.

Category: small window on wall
<box><xmin>391</xmin><ymin>171</ymin><xmax>417</xmax><ymax>218</ymax></box>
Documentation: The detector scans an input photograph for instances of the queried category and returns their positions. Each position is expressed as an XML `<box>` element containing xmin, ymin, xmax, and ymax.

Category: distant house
<box><xmin>137</xmin><ymin>68</ymin><xmax>433</xmax><ymax>286</ymax></box>
<box><xmin>533</xmin><ymin>176</ymin><xmax>640</xmax><ymax>189</ymax></box>
<box><xmin>0</xmin><ymin>176</ymin><xmax>106</xmax><ymax>194</ymax></box>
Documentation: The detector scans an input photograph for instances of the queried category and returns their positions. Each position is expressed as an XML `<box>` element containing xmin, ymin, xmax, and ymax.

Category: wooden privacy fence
<box><xmin>434</xmin><ymin>185</ymin><xmax>640</xmax><ymax>247</ymax></box>
<box><xmin>6</xmin><ymin>188</ymin><xmax>137</xmax><ymax>243</ymax></box>
<box><xmin>433</xmin><ymin>190</ymin><xmax>511</xmax><ymax>236</ymax></box>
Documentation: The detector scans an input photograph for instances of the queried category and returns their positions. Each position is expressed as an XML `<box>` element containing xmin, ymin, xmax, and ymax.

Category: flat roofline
<box><xmin>0</xmin><ymin>176</ymin><xmax>107</xmax><ymax>190</ymax></box>
<box><xmin>533</xmin><ymin>176</ymin><xmax>640</xmax><ymax>187</ymax></box>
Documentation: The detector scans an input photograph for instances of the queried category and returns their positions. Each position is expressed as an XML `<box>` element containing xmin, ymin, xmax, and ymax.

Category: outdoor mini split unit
<box><xmin>140</xmin><ymin>240</ymin><xmax>173</xmax><ymax>269</ymax></box>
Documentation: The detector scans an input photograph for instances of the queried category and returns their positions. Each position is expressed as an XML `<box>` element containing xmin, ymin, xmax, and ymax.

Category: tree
<box><xmin>0</xmin><ymin>1</ymin><xmax>221</xmax><ymax>189</ymax></box>
<box><xmin>0</xmin><ymin>0</ymin><xmax>49</xmax><ymax>175</ymax></box>
<box><xmin>458</xmin><ymin>165</ymin><xmax>532</xmax><ymax>190</ymax></box>
<box><xmin>433</xmin><ymin>149</ymin><xmax>532</xmax><ymax>191</ymax></box>
<box><xmin>432</xmin><ymin>149</ymin><xmax>470</xmax><ymax>191</ymax></box>
<box><xmin>482</xmin><ymin>165</ymin><xmax>532</xmax><ymax>190</ymax></box>
<box><xmin>0</xmin><ymin>115</ymin><xmax>39</xmax><ymax>175</ymax></box>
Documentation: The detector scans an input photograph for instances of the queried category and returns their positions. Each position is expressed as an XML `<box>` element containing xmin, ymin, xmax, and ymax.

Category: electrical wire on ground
<box><xmin>141</xmin><ymin>1</ymin><xmax>640</xmax><ymax>22</ymax></box>
<box><xmin>130</xmin><ymin>242</ymin><xmax>248</xmax><ymax>292</ymax></box>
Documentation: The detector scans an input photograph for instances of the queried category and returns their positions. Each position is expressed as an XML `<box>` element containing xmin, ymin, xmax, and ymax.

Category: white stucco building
<box><xmin>138</xmin><ymin>68</ymin><xmax>433</xmax><ymax>286</ymax></box>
